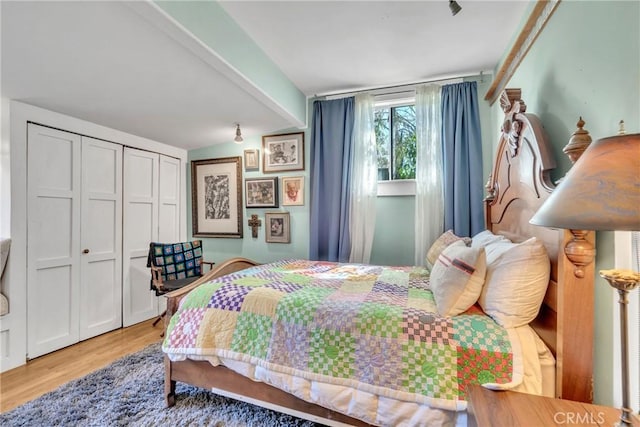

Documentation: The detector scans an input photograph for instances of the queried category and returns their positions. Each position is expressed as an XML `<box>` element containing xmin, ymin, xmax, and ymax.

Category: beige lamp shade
<box><xmin>530</xmin><ymin>133</ymin><xmax>640</xmax><ymax>231</ymax></box>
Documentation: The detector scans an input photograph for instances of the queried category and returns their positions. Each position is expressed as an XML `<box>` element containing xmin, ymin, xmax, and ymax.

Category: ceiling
<box><xmin>1</xmin><ymin>1</ymin><xmax>531</xmax><ymax>150</ymax></box>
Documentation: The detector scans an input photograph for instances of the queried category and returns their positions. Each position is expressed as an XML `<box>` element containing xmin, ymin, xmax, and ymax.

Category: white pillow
<box><xmin>478</xmin><ymin>237</ymin><xmax>550</xmax><ymax>328</ymax></box>
<box><xmin>471</xmin><ymin>230</ymin><xmax>509</xmax><ymax>249</ymax></box>
<box><xmin>430</xmin><ymin>241</ymin><xmax>487</xmax><ymax>317</ymax></box>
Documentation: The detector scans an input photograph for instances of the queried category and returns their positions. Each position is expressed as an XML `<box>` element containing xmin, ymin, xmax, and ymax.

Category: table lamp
<box><xmin>530</xmin><ymin>124</ymin><xmax>639</xmax><ymax>426</ymax></box>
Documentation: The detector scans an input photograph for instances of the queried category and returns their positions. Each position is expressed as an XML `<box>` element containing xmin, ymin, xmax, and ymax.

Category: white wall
<box><xmin>0</xmin><ymin>101</ymin><xmax>188</xmax><ymax>372</ymax></box>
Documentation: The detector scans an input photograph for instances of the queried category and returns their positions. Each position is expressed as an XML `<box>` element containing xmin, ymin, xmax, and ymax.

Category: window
<box><xmin>375</xmin><ymin>103</ymin><xmax>416</xmax><ymax>181</ymax></box>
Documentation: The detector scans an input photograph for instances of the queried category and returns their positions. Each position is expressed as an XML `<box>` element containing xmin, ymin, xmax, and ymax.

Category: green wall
<box><xmin>188</xmin><ymin>128</ymin><xmax>310</xmax><ymax>264</ymax></box>
<box><xmin>190</xmin><ymin>74</ymin><xmax>493</xmax><ymax>268</ymax></box>
<box><xmin>491</xmin><ymin>0</ymin><xmax>639</xmax><ymax>406</ymax></box>
<box><xmin>369</xmin><ymin>75</ymin><xmax>493</xmax><ymax>266</ymax></box>
<box><xmin>170</xmin><ymin>0</ymin><xmax>496</xmax><ymax>266</ymax></box>
<box><xmin>370</xmin><ymin>196</ymin><xmax>416</xmax><ymax>266</ymax></box>
<box><xmin>476</xmin><ymin>76</ymin><xmax>498</xmax><ymax>188</ymax></box>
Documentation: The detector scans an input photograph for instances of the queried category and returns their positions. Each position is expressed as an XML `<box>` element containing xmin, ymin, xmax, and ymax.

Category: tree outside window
<box><xmin>375</xmin><ymin>104</ymin><xmax>416</xmax><ymax>180</ymax></box>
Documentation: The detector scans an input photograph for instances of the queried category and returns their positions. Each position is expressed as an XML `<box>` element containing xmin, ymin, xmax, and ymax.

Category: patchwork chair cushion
<box><xmin>147</xmin><ymin>240</ymin><xmax>203</xmax><ymax>295</ymax></box>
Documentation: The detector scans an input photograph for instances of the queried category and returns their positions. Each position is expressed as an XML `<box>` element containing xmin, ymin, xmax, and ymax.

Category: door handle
<box><xmin>82</xmin><ymin>249</ymin><xmax>90</xmax><ymax>254</ymax></box>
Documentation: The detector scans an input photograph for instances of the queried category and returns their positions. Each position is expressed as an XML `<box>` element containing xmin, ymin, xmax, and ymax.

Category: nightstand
<box><xmin>467</xmin><ymin>385</ymin><xmax>640</xmax><ymax>427</ymax></box>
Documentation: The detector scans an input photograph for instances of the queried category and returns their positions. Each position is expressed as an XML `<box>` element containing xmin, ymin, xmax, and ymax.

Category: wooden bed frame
<box><xmin>163</xmin><ymin>89</ymin><xmax>594</xmax><ymax>425</ymax></box>
<box><xmin>485</xmin><ymin>89</ymin><xmax>594</xmax><ymax>403</ymax></box>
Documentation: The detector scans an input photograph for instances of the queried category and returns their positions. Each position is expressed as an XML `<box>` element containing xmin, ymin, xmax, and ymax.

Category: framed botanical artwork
<box><xmin>243</xmin><ymin>149</ymin><xmax>259</xmax><ymax>171</ymax></box>
<box><xmin>191</xmin><ymin>156</ymin><xmax>243</xmax><ymax>238</ymax></box>
<box><xmin>281</xmin><ymin>176</ymin><xmax>304</xmax><ymax>206</ymax></box>
<box><xmin>245</xmin><ymin>177</ymin><xmax>278</xmax><ymax>208</ymax></box>
<box><xmin>262</xmin><ymin>132</ymin><xmax>304</xmax><ymax>173</ymax></box>
<box><xmin>265</xmin><ymin>212</ymin><xmax>290</xmax><ymax>243</ymax></box>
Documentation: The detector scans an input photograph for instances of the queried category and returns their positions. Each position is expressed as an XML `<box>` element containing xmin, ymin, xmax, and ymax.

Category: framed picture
<box><xmin>244</xmin><ymin>149</ymin><xmax>259</xmax><ymax>171</ymax></box>
<box><xmin>191</xmin><ymin>157</ymin><xmax>243</xmax><ymax>238</ymax></box>
<box><xmin>281</xmin><ymin>176</ymin><xmax>304</xmax><ymax>206</ymax></box>
<box><xmin>245</xmin><ymin>177</ymin><xmax>279</xmax><ymax>208</ymax></box>
<box><xmin>265</xmin><ymin>212</ymin><xmax>290</xmax><ymax>243</ymax></box>
<box><xmin>262</xmin><ymin>132</ymin><xmax>304</xmax><ymax>173</ymax></box>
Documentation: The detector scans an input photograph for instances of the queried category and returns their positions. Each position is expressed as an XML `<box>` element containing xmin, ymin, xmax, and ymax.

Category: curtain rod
<box><xmin>313</xmin><ymin>71</ymin><xmax>488</xmax><ymax>99</ymax></box>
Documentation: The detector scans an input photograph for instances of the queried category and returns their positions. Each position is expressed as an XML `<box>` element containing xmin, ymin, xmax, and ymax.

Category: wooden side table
<box><xmin>467</xmin><ymin>385</ymin><xmax>640</xmax><ymax>427</ymax></box>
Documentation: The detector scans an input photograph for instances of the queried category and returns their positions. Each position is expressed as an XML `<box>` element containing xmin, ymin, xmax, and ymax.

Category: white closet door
<box><xmin>27</xmin><ymin>124</ymin><xmax>81</xmax><ymax>358</ymax></box>
<box><xmin>159</xmin><ymin>155</ymin><xmax>180</xmax><ymax>242</ymax></box>
<box><xmin>79</xmin><ymin>137</ymin><xmax>122</xmax><ymax>340</ymax></box>
<box><xmin>158</xmin><ymin>155</ymin><xmax>181</xmax><ymax>314</ymax></box>
<box><xmin>123</xmin><ymin>148</ymin><xmax>159</xmax><ymax>326</ymax></box>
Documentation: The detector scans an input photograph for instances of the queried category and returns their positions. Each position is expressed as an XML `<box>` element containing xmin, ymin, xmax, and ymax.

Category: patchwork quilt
<box><xmin>163</xmin><ymin>259</ymin><xmax>521</xmax><ymax>410</ymax></box>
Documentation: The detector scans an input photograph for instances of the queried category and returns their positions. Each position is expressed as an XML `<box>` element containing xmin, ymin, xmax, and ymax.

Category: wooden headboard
<box><xmin>484</xmin><ymin>89</ymin><xmax>594</xmax><ymax>403</ymax></box>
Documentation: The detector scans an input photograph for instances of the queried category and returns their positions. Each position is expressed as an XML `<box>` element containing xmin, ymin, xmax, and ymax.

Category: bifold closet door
<box><xmin>79</xmin><ymin>137</ymin><xmax>122</xmax><ymax>340</ymax></box>
<box><xmin>27</xmin><ymin>124</ymin><xmax>81</xmax><ymax>358</ymax></box>
<box><xmin>123</xmin><ymin>148</ymin><xmax>159</xmax><ymax>326</ymax></box>
<box><xmin>159</xmin><ymin>155</ymin><xmax>180</xmax><ymax>243</ymax></box>
<box><xmin>157</xmin><ymin>155</ymin><xmax>181</xmax><ymax>314</ymax></box>
<box><xmin>27</xmin><ymin>126</ymin><xmax>124</xmax><ymax>358</ymax></box>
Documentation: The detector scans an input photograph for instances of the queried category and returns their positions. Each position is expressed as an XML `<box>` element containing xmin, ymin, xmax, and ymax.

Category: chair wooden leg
<box><xmin>152</xmin><ymin>310</ymin><xmax>166</xmax><ymax>327</ymax></box>
<box><xmin>153</xmin><ymin>310</ymin><xmax>167</xmax><ymax>337</ymax></box>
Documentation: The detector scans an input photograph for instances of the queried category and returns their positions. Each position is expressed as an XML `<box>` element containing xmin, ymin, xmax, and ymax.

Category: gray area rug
<box><xmin>0</xmin><ymin>343</ymin><xmax>318</xmax><ymax>426</ymax></box>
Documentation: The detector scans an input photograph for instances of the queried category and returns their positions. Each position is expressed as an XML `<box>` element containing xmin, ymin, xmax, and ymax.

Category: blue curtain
<box><xmin>441</xmin><ymin>82</ymin><xmax>484</xmax><ymax>237</ymax></box>
<box><xmin>309</xmin><ymin>97</ymin><xmax>355</xmax><ymax>261</ymax></box>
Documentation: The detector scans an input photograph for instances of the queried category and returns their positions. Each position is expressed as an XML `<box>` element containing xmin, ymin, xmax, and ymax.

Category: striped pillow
<box><xmin>426</xmin><ymin>230</ymin><xmax>472</xmax><ymax>270</ymax></box>
<box><xmin>430</xmin><ymin>241</ymin><xmax>487</xmax><ymax>316</ymax></box>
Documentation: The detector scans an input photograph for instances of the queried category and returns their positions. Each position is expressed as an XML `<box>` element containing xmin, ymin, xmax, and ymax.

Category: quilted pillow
<box><xmin>478</xmin><ymin>237</ymin><xmax>550</xmax><ymax>328</ymax></box>
<box><xmin>426</xmin><ymin>230</ymin><xmax>472</xmax><ymax>269</ymax></box>
<box><xmin>430</xmin><ymin>241</ymin><xmax>487</xmax><ymax>317</ymax></box>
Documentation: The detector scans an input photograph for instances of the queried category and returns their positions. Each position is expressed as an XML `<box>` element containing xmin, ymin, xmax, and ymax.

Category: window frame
<box><xmin>374</xmin><ymin>94</ymin><xmax>417</xmax><ymax>196</ymax></box>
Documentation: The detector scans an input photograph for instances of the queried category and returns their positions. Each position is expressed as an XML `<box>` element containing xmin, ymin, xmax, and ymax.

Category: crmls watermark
<box><xmin>553</xmin><ymin>411</ymin><xmax>606</xmax><ymax>424</ymax></box>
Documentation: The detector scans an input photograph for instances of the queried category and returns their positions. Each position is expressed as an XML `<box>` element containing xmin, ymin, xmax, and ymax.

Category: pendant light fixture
<box><xmin>449</xmin><ymin>0</ymin><xmax>462</xmax><ymax>16</ymax></box>
<box><xmin>234</xmin><ymin>124</ymin><xmax>243</xmax><ymax>144</ymax></box>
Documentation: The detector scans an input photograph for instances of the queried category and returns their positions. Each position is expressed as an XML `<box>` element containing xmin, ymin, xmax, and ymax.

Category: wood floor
<box><xmin>0</xmin><ymin>319</ymin><xmax>163</xmax><ymax>413</ymax></box>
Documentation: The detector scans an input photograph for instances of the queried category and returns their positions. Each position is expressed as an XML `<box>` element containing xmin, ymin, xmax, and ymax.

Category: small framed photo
<box><xmin>281</xmin><ymin>176</ymin><xmax>304</xmax><ymax>206</ymax></box>
<box><xmin>265</xmin><ymin>212</ymin><xmax>290</xmax><ymax>243</ymax></box>
<box><xmin>262</xmin><ymin>132</ymin><xmax>304</xmax><ymax>173</ymax></box>
<box><xmin>244</xmin><ymin>149</ymin><xmax>259</xmax><ymax>171</ymax></box>
<box><xmin>245</xmin><ymin>177</ymin><xmax>278</xmax><ymax>208</ymax></box>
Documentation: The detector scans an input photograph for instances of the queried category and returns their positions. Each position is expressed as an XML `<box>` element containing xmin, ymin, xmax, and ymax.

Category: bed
<box><xmin>161</xmin><ymin>88</ymin><xmax>595</xmax><ymax>426</ymax></box>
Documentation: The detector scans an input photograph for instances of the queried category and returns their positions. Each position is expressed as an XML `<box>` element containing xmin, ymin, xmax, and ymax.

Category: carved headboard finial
<box><xmin>484</xmin><ymin>174</ymin><xmax>496</xmax><ymax>202</ymax></box>
<box><xmin>499</xmin><ymin>89</ymin><xmax>527</xmax><ymax>157</ymax></box>
<box><xmin>563</xmin><ymin>117</ymin><xmax>593</xmax><ymax>164</ymax></box>
<box><xmin>499</xmin><ymin>91</ymin><xmax>512</xmax><ymax>114</ymax></box>
<box><xmin>499</xmin><ymin>88</ymin><xmax>524</xmax><ymax>113</ymax></box>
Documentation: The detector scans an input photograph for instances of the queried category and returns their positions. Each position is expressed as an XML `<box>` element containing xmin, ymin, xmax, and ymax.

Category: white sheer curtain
<box><xmin>349</xmin><ymin>93</ymin><xmax>377</xmax><ymax>264</ymax></box>
<box><xmin>414</xmin><ymin>84</ymin><xmax>444</xmax><ymax>266</ymax></box>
